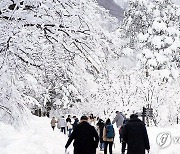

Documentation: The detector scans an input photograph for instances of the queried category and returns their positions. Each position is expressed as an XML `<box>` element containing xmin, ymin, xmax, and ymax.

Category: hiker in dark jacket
<box><xmin>66</xmin><ymin>115</ymin><xmax>72</xmax><ymax>123</ymax></box>
<box><xmin>119</xmin><ymin>118</ymin><xmax>129</xmax><ymax>153</ymax></box>
<box><xmin>122</xmin><ymin>114</ymin><xmax>150</xmax><ymax>154</ymax></box>
<box><xmin>72</xmin><ymin>116</ymin><xmax>79</xmax><ymax>129</ymax></box>
<box><xmin>65</xmin><ymin>115</ymin><xmax>99</xmax><ymax>154</ymax></box>
<box><xmin>96</xmin><ymin>119</ymin><xmax>105</xmax><ymax>151</ymax></box>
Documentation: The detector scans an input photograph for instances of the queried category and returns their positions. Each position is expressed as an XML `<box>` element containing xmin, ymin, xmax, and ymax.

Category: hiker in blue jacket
<box><xmin>103</xmin><ymin>118</ymin><xmax>115</xmax><ymax>154</ymax></box>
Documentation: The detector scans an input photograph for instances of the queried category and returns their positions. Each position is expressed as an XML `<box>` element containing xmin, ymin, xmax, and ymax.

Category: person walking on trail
<box><xmin>57</xmin><ymin>116</ymin><xmax>67</xmax><ymax>134</ymax></box>
<box><xmin>72</xmin><ymin>116</ymin><xmax>79</xmax><ymax>129</ymax></box>
<box><xmin>65</xmin><ymin>115</ymin><xmax>99</xmax><ymax>154</ymax></box>
<box><xmin>66</xmin><ymin>115</ymin><xmax>72</xmax><ymax>137</ymax></box>
<box><xmin>119</xmin><ymin>118</ymin><xmax>129</xmax><ymax>153</ymax></box>
<box><xmin>50</xmin><ymin>117</ymin><xmax>57</xmax><ymax>131</ymax></box>
<box><xmin>112</xmin><ymin>111</ymin><xmax>124</xmax><ymax>129</ymax></box>
<box><xmin>89</xmin><ymin>113</ymin><xmax>95</xmax><ymax>125</ymax></box>
<box><xmin>122</xmin><ymin>114</ymin><xmax>150</xmax><ymax>154</ymax></box>
<box><xmin>67</xmin><ymin>121</ymin><xmax>73</xmax><ymax>137</ymax></box>
<box><xmin>103</xmin><ymin>118</ymin><xmax>115</xmax><ymax>154</ymax></box>
<box><xmin>66</xmin><ymin>115</ymin><xmax>72</xmax><ymax>123</ymax></box>
<box><xmin>96</xmin><ymin>118</ymin><xmax>105</xmax><ymax>151</ymax></box>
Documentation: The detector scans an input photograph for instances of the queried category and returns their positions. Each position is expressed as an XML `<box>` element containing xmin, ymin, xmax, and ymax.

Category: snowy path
<box><xmin>1</xmin><ymin>116</ymin><xmax>180</xmax><ymax>154</ymax></box>
<box><xmin>0</xmin><ymin>116</ymin><xmax>71</xmax><ymax>154</ymax></box>
<box><xmin>96</xmin><ymin>150</ymin><xmax>119</xmax><ymax>154</ymax></box>
<box><xmin>96</xmin><ymin>150</ymin><xmax>104</xmax><ymax>154</ymax></box>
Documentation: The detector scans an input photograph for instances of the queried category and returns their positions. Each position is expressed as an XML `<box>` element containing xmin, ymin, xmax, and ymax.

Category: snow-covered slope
<box><xmin>96</xmin><ymin>0</ymin><xmax>124</xmax><ymax>20</ymax></box>
<box><xmin>114</xmin><ymin>0</ymin><xmax>128</xmax><ymax>9</ymax></box>
<box><xmin>0</xmin><ymin>116</ymin><xmax>71</xmax><ymax>154</ymax></box>
<box><xmin>173</xmin><ymin>0</ymin><xmax>180</xmax><ymax>5</ymax></box>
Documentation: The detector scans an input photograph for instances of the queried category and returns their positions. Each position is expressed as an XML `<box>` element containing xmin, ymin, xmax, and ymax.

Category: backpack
<box><xmin>119</xmin><ymin>126</ymin><xmax>123</xmax><ymax>135</ymax></box>
<box><xmin>106</xmin><ymin>125</ymin><xmax>115</xmax><ymax>138</ymax></box>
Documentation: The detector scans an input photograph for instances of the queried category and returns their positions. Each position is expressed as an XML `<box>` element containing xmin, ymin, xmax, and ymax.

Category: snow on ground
<box><xmin>1</xmin><ymin>116</ymin><xmax>180</xmax><ymax>154</ymax></box>
<box><xmin>0</xmin><ymin>116</ymin><xmax>73</xmax><ymax>154</ymax></box>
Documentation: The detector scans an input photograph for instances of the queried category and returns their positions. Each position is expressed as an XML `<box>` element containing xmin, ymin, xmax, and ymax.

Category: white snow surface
<box><xmin>1</xmin><ymin>115</ymin><xmax>180</xmax><ymax>154</ymax></box>
<box><xmin>0</xmin><ymin>116</ymin><xmax>73</xmax><ymax>154</ymax></box>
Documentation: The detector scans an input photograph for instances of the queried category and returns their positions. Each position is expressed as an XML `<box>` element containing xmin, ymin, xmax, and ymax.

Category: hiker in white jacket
<box><xmin>57</xmin><ymin>116</ymin><xmax>67</xmax><ymax>134</ymax></box>
<box><xmin>112</xmin><ymin>111</ymin><xmax>124</xmax><ymax>128</ymax></box>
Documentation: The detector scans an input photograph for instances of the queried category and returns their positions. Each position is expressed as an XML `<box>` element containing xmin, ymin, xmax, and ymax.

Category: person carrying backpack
<box><xmin>103</xmin><ymin>118</ymin><xmax>115</xmax><ymax>154</ymax></box>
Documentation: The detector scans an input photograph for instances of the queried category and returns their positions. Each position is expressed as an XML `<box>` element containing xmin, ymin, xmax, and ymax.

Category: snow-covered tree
<box><xmin>136</xmin><ymin>0</ymin><xmax>180</xmax><ymax>81</ymax></box>
<box><xmin>118</xmin><ymin>0</ymin><xmax>180</xmax><ymax>126</ymax></box>
<box><xmin>122</xmin><ymin>0</ymin><xmax>180</xmax><ymax>80</ymax></box>
<box><xmin>0</xmin><ymin>0</ymin><xmax>123</xmax><ymax>125</ymax></box>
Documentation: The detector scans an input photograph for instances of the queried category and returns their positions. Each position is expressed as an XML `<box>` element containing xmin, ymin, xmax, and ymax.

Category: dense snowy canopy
<box><xmin>0</xmin><ymin>0</ymin><xmax>123</xmax><ymax>126</ymax></box>
<box><xmin>0</xmin><ymin>0</ymin><xmax>180</xmax><ymax>128</ymax></box>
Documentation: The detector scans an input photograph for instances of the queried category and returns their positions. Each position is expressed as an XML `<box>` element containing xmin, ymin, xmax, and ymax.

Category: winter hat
<box><xmin>130</xmin><ymin>114</ymin><xmax>138</xmax><ymax>119</ymax></box>
<box><xmin>80</xmin><ymin>115</ymin><xmax>88</xmax><ymax>121</ymax></box>
<box><xmin>98</xmin><ymin>119</ymin><xmax>104</xmax><ymax>124</ymax></box>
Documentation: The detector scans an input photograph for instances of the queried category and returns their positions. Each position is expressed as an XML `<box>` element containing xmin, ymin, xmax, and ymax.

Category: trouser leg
<box><xmin>68</xmin><ymin>129</ymin><xmax>72</xmax><ymax>137</ymax></box>
<box><xmin>61</xmin><ymin>127</ymin><xmax>66</xmax><ymax>134</ymax></box>
<box><xmin>122</xmin><ymin>141</ymin><xmax>126</xmax><ymax>153</ymax></box>
<box><xmin>52</xmin><ymin>126</ymin><xmax>55</xmax><ymax>131</ymax></box>
<box><xmin>109</xmin><ymin>142</ymin><xmax>113</xmax><ymax>154</ymax></box>
<box><xmin>104</xmin><ymin>141</ymin><xmax>108</xmax><ymax>154</ymax></box>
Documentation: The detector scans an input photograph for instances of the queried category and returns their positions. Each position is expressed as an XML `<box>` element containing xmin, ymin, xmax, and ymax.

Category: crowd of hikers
<box><xmin>50</xmin><ymin>111</ymin><xmax>150</xmax><ymax>154</ymax></box>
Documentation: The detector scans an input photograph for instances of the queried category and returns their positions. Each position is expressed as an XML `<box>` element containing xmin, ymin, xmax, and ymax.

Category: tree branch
<box><xmin>14</xmin><ymin>52</ymin><xmax>41</xmax><ymax>68</ymax></box>
<box><xmin>73</xmin><ymin>41</ymin><xmax>99</xmax><ymax>74</ymax></box>
<box><xmin>0</xmin><ymin>105</ymin><xmax>12</xmax><ymax>115</ymax></box>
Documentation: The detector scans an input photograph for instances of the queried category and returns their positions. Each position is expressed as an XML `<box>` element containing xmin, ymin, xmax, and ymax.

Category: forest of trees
<box><xmin>0</xmin><ymin>0</ymin><xmax>180</xmax><ymax>127</ymax></box>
